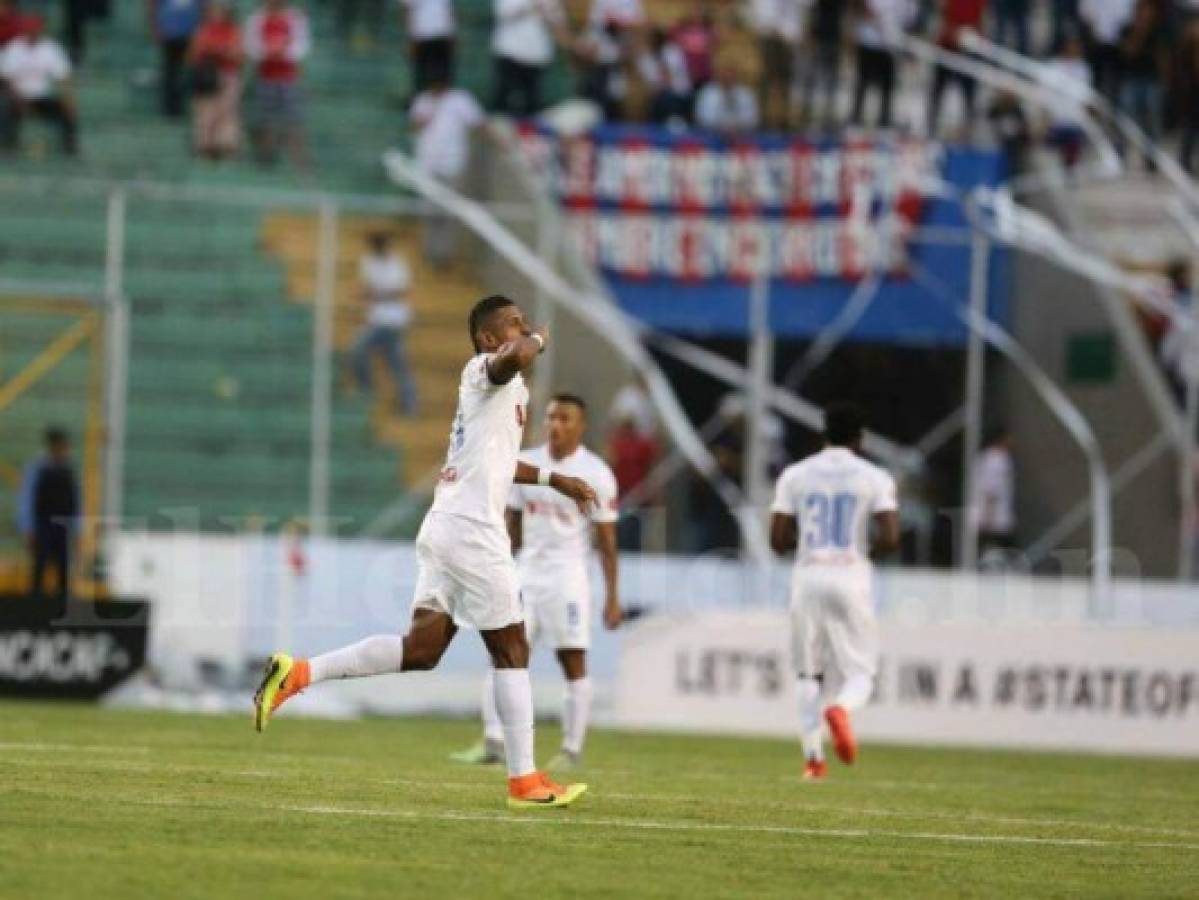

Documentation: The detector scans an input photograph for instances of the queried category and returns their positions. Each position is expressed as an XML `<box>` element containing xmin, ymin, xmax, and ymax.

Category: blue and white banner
<box><xmin>519</xmin><ymin>125</ymin><xmax>1009</xmax><ymax>343</ymax></box>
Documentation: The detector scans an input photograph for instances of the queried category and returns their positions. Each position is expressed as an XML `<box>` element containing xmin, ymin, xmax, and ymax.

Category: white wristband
<box><xmin>531</xmin><ymin>333</ymin><xmax>546</xmax><ymax>353</ymax></box>
<box><xmin>537</xmin><ymin>468</ymin><xmax>553</xmax><ymax>487</ymax></box>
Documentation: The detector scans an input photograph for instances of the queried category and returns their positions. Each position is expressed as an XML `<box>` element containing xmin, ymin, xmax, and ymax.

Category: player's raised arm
<box><xmin>486</xmin><ymin>326</ymin><xmax>549</xmax><ymax>385</ymax></box>
<box><xmin>514</xmin><ymin>460</ymin><xmax>597</xmax><ymax>514</ymax></box>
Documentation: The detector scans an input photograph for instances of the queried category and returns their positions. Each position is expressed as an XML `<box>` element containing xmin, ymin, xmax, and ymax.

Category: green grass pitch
<box><xmin>2</xmin><ymin>700</ymin><xmax>1197</xmax><ymax>899</ymax></box>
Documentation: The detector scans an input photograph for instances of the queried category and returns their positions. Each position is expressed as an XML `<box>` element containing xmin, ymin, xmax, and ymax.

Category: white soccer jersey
<box><xmin>771</xmin><ymin>446</ymin><xmax>898</xmax><ymax>568</ymax></box>
<box><xmin>430</xmin><ymin>354</ymin><xmax>529</xmax><ymax>529</ymax></box>
<box><xmin>508</xmin><ymin>444</ymin><xmax>619</xmax><ymax>569</ymax></box>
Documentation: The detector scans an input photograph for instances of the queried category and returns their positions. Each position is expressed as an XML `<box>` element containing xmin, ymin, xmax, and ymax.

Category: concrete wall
<box><xmin>998</xmin><ymin>200</ymin><xmax>1181</xmax><ymax>578</ymax></box>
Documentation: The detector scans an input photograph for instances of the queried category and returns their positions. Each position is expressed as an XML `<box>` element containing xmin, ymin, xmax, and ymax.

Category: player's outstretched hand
<box><xmin>549</xmin><ymin>473</ymin><xmax>597</xmax><ymax>515</ymax></box>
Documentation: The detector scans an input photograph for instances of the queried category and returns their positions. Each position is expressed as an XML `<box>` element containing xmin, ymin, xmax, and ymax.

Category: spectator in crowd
<box><xmin>971</xmin><ymin>426</ymin><xmax>1016</xmax><ymax>565</ymax></box>
<box><xmin>147</xmin><ymin>0</ymin><xmax>205</xmax><ymax>118</ymax></box>
<box><xmin>639</xmin><ymin>25</ymin><xmax>692</xmax><ymax>124</ymax></box>
<box><xmin>1080</xmin><ymin>0</ymin><xmax>1135</xmax><ymax>102</ymax></box>
<box><xmin>673</xmin><ymin>1</ymin><xmax>717</xmax><ymax>91</ymax></box>
<box><xmin>336</xmin><ymin>0</ymin><xmax>384</xmax><ymax>47</ymax></box>
<box><xmin>351</xmin><ymin>232</ymin><xmax>419</xmax><ymax>415</ymax></box>
<box><xmin>0</xmin><ymin>15</ymin><xmax>78</xmax><ymax>156</ymax></box>
<box><xmin>245</xmin><ymin>0</ymin><xmax>309</xmax><ymax>167</ymax></box>
<box><xmin>402</xmin><ymin>0</ymin><xmax>455</xmax><ymax>94</ymax></box>
<box><xmin>188</xmin><ymin>0</ymin><xmax>242</xmax><ymax>160</ymax></box>
<box><xmin>588</xmin><ymin>0</ymin><xmax>644</xmax><ymax>31</ymax></box>
<box><xmin>1158</xmin><ymin>260</ymin><xmax>1197</xmax><ymax>399</ymax></box>
<box><xmin>750</xmin><ymin>0</ymin><xmax>805</xmax><ymax>129</ymax></box>
<box><xmin>607</xmin><ymin>412</ymin><xmax>659</xmax><ymax>550</ymax></box>
<box><xmin>695</xmin><ymin>60</ymin><xmax>759</xmax><ymax>136</ymax></box>
<box><xmin>1180</xmin><ymin>18</ymin><xmax>1199</xmax><ymax>174</ymax></box>
<box><xmin>1041</xmin><ymin>30</ymin><xmax>1092</xmax><ymax>170</ymax></box>
<box><xmin>1050</xmin><ymin>0</ymin><xmax>1080</xmax><ymax>53</ymax></box>
<box><xmin>851</xmin><ymin>0</ymin><xmax>915</xmax><ymax>129</ymax></box>
<box><xmin>928</xmin><ymin>0</ymin><xmax>986</xmax><ymax>139</ymax></box>
<box><xmin>987</xmin><ymin>89</ymin><xmax>1032</xmax><ymax>173</ymax></box>
<box><xmin>62</xmin><ymin>0</ymin><xmax>95</xmax><ymax>63</ymax></box>
<box><xmin>0</xmin><ymin>0</ymin><xmax>21</xmax><ymax>47</ymax></box>
<box><xmin>574</xmin><ymin>18</ymin><xmax>626</xmax><ymax>120</ymax></box>
<box><xmin>18</xmin><ymin>427</ymin><xmax>79</xmax><ymax>602</ymax></box>
<box><xmin>608</xmin><ymin>376</ymin><xmax>657</xmax><ymax>439</ymax></box>
<box><xmin>0</xmin><ymin>0</ymin><xmax>18</xmax><ymax>144</ymax></box>
<box><xmin>491</xmin><ymin>0</ymin><xmax>564</xmax><ymax>116</ymax></box>
<box><xmin>1117</xmin><ymin>0</ymin><xmax>1168</xmax><ymax>156</ymax></box>
<box><xmin>573</xmin><ymin>0</ymin><xmax>643</xmax><ymax>120</ymax></box>
<box><xmin>799</xmin><ymin>0</ymin><xmax>844</xmax><ymax>128</ymax></box>
<box><xmin>410</xmin><ymin>76</ymin><xmax>489</xmax><ymax>265</ymax></box>
<box><xmin>993</xmin><ymin>0</ymin><xmax>1028</xmax><ymax>55</ymax></box>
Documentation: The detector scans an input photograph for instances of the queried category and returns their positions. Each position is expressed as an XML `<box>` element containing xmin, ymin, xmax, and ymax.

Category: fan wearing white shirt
<box><xmin>769</xmin><ymin>403</ymin><xmax>900</xmax><ymax>781</ymax></box>
<box><xmin>401</xmin><ymin>0</ymin><xmax>456</xmax><ymax>92</ymax></box>
<box><xmin>850</xmin><ymin>0</ymin><xmax>916</xmax><ymax>129</ymax></box>
<box><xmin>695</xmin><ymin>61</ymin><xmax>760</xmax><ymax>136</ymax></box>
<box><xmin>751</xmin><ymin>0</ymin><xmax>808</xmax><ymax>129</ymax></box>
<box><xmin>350</xmin><ymin>232</ymin><xmax>419</xmax><ymax>415</ymax></box>
<box><xmin>255</xmin><ymin>295</ymin><xmax>600</xmax><ymax>810</ymax></box>
<box><xmin>409</xmin><ymin>78</ymin><xmax>495</xmax><ymax>265</ymax></box>
<box><xmin>452</xmin><ymin>393</ymin><xmax>622</xmax><ymax>771</ymax></box>
<box><xmin>0</xmin><ymin>16</ymin><xmax>78</xmax><ymax>155</ymax></box>
<box><xmin>492</xmin><ymin>0</ymin><xmax>565</xmax><ymax>116</ymax></box>
<box><xmin>971</xmin><ymin>427</ymin><xmax>1016</xmax><ymax>561</ymax></box>
<box><xmin>1080</xmin><ymin>0</ymin><xmax>1135</xmax><ymax>101</ymax></box>
<box><xmin>640</xmin><ymin>26</ymin><xmax>693</xmax><ymax>124</ymax></box>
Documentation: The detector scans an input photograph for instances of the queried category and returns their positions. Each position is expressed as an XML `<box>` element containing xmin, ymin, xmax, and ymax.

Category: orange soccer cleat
<box><xmin>506</xmin><ymin>771</ymin><xmax>588</xmax><ymax>810</ymax></box>
<box><xmin>824</xmin><ymin>705</ymin><xmax>857</xmax><ymax>764</ymax></box>
<box><xmin>802</xmin><ymin>759</ymin><xmax>828</xmax><ymax>781</ymax></box>
<box><xmin>253</xmin><ymin>653</ymin><xmax>311</xmax><ymax>732</ymax></box>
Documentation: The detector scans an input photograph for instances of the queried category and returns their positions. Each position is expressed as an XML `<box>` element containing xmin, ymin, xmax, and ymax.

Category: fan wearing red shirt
<box><xmin>245</xmin><ymin>0</ymin><xmax>309</xmax><ymax>166</ymax></box>
<box><xmin>0</xmin><ymin>0</ymin><xmax>22</xmax><ymax>47</ymax></box>
<box><xmin>928</xmin><ymin>0</ymin><xmax>988</xmax><ymax>137</ymax></box>
<box><xmin>608</xmin><ymin>413</ymin><xmax>658</xmax><ymax>550</ymax></box>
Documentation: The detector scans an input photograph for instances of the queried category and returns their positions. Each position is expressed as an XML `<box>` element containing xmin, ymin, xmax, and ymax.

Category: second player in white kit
<box><xmin>770</xmin><ymin>403</ymin><xmax>900</xmax><ymax>781</ymax></box>
<box><xmin>454</xmin><ymin>394</ymin><xmax>622</xmax><ymax>770</ymax></box>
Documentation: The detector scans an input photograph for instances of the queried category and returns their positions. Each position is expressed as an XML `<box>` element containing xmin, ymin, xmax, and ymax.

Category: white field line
<box><xmin>47</xmin><ymin>793</ymin><xmax>1199</xmax><ymax>853</ymax></box>
<box><xmin>4</xmin><ymin>749</ymin><xmax>1198</xmax><ymax>846</ymax></box>
<box><xmin>2</xmin><ymin>743</ymin><xmax>1175</xmax><ymax>801</ymax></box>
<box><xmin>5</xmin><ymin>748</ymin><xmax>1197</xmax><ymax>843</ymax></box>
<box><xmin>0</xmin><ymin>741</ymin><xmax>152</xmax><ymax>754</ymax></box>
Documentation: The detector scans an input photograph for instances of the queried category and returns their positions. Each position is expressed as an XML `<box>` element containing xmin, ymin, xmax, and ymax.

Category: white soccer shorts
<box><xmin>412</xmin><ymin>511</ymin><xmax>523</xmax><ymax>632</ymax></box>
<box><xmin>789</xmin><ymin>565</ymin><xmax>878</xmax><ymax>685</ymax></box>
<box><xmin>519</xmin><ymin>564</ymin><xmax>591</xmax><ymax>650</ymax></box>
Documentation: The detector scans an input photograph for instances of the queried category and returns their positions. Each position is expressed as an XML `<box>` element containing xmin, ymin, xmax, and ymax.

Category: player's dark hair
<box><xmin>44</xmin><ymin>426</ymin><xmax>68</xmax><ymax>447</ymax></box>
<box><xmin>824</xmin><ymin>403</ymin><xmax>865</xmax><ymax>447</ymax></box>
<box><xmin>468</xmin><ymin>294</ymin><xmax>516</xmax><ymax>353</ymax></box>
<box><xmin>549</xmin><ymin>392</ymin><xmax>587</xmax><ymax>415</ymax></box>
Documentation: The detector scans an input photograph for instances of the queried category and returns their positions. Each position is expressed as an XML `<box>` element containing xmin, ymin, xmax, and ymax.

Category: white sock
<box><xmin>834</xmin><ymin>673</ymin><xmax>874</xmax><ymax>712</ymax></box>
<box><xmin>493</xmin><ymin>668</ymin><xmax>536</xmax><ymax>778</ymax></box>
<box><xmin>561</xmin><ymin>677</ymin><xmax>592</xmax><ymax>755</ymax></box>
<box><xmin>481</xmin><ymin>669</ymin><xmax>504</xmax><ymax>744</ymax></box>
<box><xmin>798</xmin><ymin>677</ymin><xmax>824</xmax><ymax>762</ymax></box>
<box><xmin>309</xmin><ymin>635</ymin><xmax>404</xmax><ymax>683</ymax></box>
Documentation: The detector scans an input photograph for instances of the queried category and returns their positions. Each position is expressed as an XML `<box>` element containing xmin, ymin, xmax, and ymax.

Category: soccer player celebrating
<box><xmin>769</xmin><ymin>403</ymin><xmax>900</xmax><ymax>781</ymax></box>
<box><xmin>451</xmin><ymin>393</ymin><xmax>621</xmax><ymax>770</ymax></box>
<box><xmin>253</xmin><ymin>295</ymin><xmax>598</xmax><ymax>809</ymax></box>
